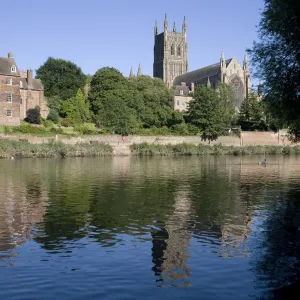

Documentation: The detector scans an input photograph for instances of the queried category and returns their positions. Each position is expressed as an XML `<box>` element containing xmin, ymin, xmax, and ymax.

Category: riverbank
<box><xmin>130</xmin><ymin>143</ymin><xmax>300</xmax><ymax>156</ymax></box>
<box><xmin>0</xmin><ymin>140</ymin><xmax>113</xmax><ymax>158</ymax></box>
<box><xmin>1</xmin><ymin>140</ymin><xmax>300</xmax><ymax>158</ymax></box>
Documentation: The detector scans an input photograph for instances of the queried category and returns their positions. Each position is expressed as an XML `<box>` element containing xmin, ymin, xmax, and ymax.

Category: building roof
<box><xmin>174</xmin><ymin>84</ymin><xmax>190</xmax><ymax>96</ymax></box>
<box><xmin>0</xmin><ymin>57</ymin><xmax>20</xmax><ymax>76</ymax></box>
<box><xmin>173</xmin><ymin>58</ymin><xmax>232</xmax><ymax>87</ymax></box>
<box><xmin>20</xmin><ymin>77</ymin><xmax>44</xmax><ymax>91</ymax></box>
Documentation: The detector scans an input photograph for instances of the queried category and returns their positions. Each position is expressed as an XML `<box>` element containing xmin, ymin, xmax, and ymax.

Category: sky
<box><xmin>1</xmin><ymin>0</ymin><xmax>264</xmax><ymax>79</ymax></box>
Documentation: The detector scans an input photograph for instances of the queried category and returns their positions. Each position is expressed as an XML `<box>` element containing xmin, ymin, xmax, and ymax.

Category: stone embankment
<box><xmin>0</xmin><ymin>131</ymin><xmax>298</xmax><ymax>157</ymax></box>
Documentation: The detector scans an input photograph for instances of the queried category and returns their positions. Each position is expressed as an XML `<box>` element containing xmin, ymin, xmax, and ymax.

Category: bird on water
<box><xmin>258</xmin><ymin>158</ymin><xmax>266</xmax><ymax>166</ymax></box>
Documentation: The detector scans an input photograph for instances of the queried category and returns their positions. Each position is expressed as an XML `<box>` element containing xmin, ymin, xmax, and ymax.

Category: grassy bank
<box><xmin>130</xmin><ymin>143</ymin><xmax>300</xmax><ymax>156</ymax></box>
<box><xmin>0</xmin><ymin>140</ymin><xmax>113</xmax><ymax>158</ymax></box>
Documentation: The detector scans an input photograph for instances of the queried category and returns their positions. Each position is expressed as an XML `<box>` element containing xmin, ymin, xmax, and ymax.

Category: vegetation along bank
<box><xmin>1</xmin><ymin>140</ymin><xmax>300</xmax><ymax>159</ymax></box>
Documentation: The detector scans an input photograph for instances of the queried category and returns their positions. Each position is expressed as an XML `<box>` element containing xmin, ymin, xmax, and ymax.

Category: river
<box><xmin>0</xmin><ymin>156</ymin><xmax>300</xmax><ymax>299</ymax></box>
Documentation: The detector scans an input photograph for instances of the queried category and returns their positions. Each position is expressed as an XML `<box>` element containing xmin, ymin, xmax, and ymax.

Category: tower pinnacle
<box><xmin>182</xmin><ymin>16</ymin><xmax>186</xmax><ymax>34</ymax></box>
<box><xmin>173</xmin><ymin>22</ymin><xmax>176</xmax><ymax>32</ymax></box>
<box><xmin>207</xmin><ymin>77</ymin><xmax>211</xmax><ymax>88</ymax></box>
<box><xmin>243</xmin><ymin>50</ymin><xmax>249</xmax><ymax>70</ymax></box>
<box><xmin>137</xmin><ymin>63</ymin><xmax>142</xmax><ymax>76</ymax></box>
<box><xmin>129</xmin><ymin>67</ymin><xmax>134</xmax><ymax>78</ymax></box>
<box><xmin>164</xmin><ymin>14</ymin><xmax>168</xmax><ymax>31</ymax></box>
<box><xmin>154</xmin><ymin>20</ymin><xmax>158</xmax><ymax>35</ymax></box>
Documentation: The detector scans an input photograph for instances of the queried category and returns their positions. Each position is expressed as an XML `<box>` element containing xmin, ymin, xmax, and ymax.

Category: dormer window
<box><xmin>6</xmin><ymin>78</ymin><xmax>12</xmax><ymax>85</ymax></box>
<box><xmin>180</xmin><ymin>90</ymin><xmax>184</xmax><ymax>95</ymax></box>
<box><xmin>11</xmin><ymin>65</ymin><xmax>16</xmax><ymax>72</ymax></box>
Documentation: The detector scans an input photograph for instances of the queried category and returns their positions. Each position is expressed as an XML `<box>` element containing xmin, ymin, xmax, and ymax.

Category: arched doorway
<box><xmin>229</xmin><ymin>75</ymin><xmax>244</xmax><ymax>109</ymax></box>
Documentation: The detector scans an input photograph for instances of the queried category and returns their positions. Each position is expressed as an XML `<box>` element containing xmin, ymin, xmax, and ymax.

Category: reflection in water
<box><xmin>0</xmin><ymin>156</ymin><xmax>300</xmax><ymax>299</ymax></box>
<box><xmin>152</xmin><ymin>190</ymin><xmax>193</xmax><ymax>287</ymax></box>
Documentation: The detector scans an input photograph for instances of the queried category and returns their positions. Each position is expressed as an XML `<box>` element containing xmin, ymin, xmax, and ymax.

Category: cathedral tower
<box><xmin>153</xmin><ymin>15</ymin><xmax>188</xmax><ymax>88</ymax></box>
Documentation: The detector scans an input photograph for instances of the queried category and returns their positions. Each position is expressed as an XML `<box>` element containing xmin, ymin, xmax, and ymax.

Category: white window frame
<box><xmin>6</xmin><ymin>78</ymin><xmax>12</xmax><ymax>85</ymax></box>
<box><xmin>7</xmin><ymin>109</ymin><xmax>12</xmax><ymax>117</ymax></box>
<box><xmin>7</xmin><ymin>93</ymin><xmax>12</xmax><ymax>103</ymax></box>
<box><xmin>180</xmin><ymin>90</ymin><xmax>183</xmax><ymax>95</ymax></box>
<box><xmin>11</xmin><ymin>65</ymin><xmax>17</xmax><ymax>72</ymax></box>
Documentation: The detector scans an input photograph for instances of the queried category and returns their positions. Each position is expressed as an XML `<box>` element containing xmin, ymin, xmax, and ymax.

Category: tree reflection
<box><xmin>253</xmin><ymin>186</ymin><xmax>300</xmax><ymax>299</ymax></box>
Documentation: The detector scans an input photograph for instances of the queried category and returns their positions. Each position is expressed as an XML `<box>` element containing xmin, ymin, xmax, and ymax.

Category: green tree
<box><xmin>25</xmin><ymin>106</ymin><xmax>41</xmax><ymax>124</ymax></box>
<box><xmin>60</xmin><ymin>89</ymin><xmax>91</xmax><ymax>124</ymax></box>
<box><xmin>249</xmin><ymin>0</ymin><xmax>300</xmax><ymax>136</ymax></box>
<box><xmin>89</xmin><ymin>67</ymin><xmax>128</xmax><ymax>116</ymax></box>
<box><xmin>238</xmin><ymin>92</ymin><xmax>267</xmax><ymax>131</ymax></box>
<box><xmin>36</xmin><ymin>57</ymin><xmax>86</xmax><ymax>99</ymax></box>
<box><xmin>98</xmin><ymin>95</ymin><xmax>139</xmax><ymax>135</ymax></box>
<box><xmin>188</xmin><ymin>85</ymin><xmax>225</xmax><ymax>142</ymax></box>
<box><xmin>216</xmin><ymin>83</ymin><xmax>237</xmax><ymax>126</ymax></box>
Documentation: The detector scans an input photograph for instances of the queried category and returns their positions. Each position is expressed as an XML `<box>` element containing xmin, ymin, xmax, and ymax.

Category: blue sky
<box><xmin>2</xmin><ymin>0</ymin><xmax>264</xmax><ymax>78</ymax></box>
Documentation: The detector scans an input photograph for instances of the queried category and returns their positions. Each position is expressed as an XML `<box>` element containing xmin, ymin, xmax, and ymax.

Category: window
<box><xmin>177</xmin><ymin>100</ymin><xmax>180</xmax><ymax>106</ymax></box>
<box><xmin>177</xmin><ymin>46</ymin><xmax>181</xmax><ymax>56</ymax></box>
<box><xmin>7</xmin><ymin>93</ymin><xmax>12</xmax><ymax>103</ymax></box>
<box><xmin>180</xmin><ymin>90</ymin><xmax>183</xmax><ymax>95</ymax></box>
<box><xmin>6</xmin><ymin>78</ymin><xmax>12</xmax><ymax>85</ymax></box>
<box><xmin>11</xmin><ymin>65</ymin><xmax>16</xmax><ymax>72</ymax></box>
<box><xmin>7</xmin><ymin>109</ymin><xmax>12</xmax><ymax>117</ymax></box>
<box><xmin>20</xmin><ymin>96</ymin><xmax>23</xmax><ymax>104</ymax></box>
<box><xmin>20</xmin><ymin>80</ymin><xmax>23</xmax><ymax>88</ymax></box>
<box><xmin>171</xmin><ymin>44</ymin><xmax>175</xmax><ymax>55</ymax></box>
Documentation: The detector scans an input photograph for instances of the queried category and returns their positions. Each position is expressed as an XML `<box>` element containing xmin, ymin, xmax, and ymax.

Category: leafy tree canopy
<box><xmin>249</xmin><ymin>0</ymin><xmax>300</xmax><ymax>136</ymax></box>
<box><xmin>188</xmin><ymin>85</ymin><xmax>225</xmax><ymax>141</ymax></box>
<box><xmin>25</xmin><ymin>106</ymin><xmax>41</xmax><ymax>124</ymax></box>
<box><xmin>36</xmin><ymin>57</ymin><xmax>86</xmax><ymax>100</ymax></box>
<box><xmin>238</xmin><ymin>92</ymin><xmax>267</xmax><ymax>131</ymax></box>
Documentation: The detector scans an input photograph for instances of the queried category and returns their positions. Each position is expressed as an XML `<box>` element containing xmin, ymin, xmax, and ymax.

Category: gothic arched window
<box><xmin>177</xmin><ymin>46</ymin><xmax>181</xmax><ymax>56</ymax></box>
<box><xmin>229</xmin><ymin>75</ymin><xmax>244</xmax><ymax>109</ymax></box>
<box><xmin>171</xmin><ymin>44</ymin><xmax>175</xmax><ymax>55</ymax></box>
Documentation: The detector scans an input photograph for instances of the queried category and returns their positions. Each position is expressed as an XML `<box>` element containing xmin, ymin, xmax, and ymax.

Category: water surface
<box><xmin>1</xmin><ymin>156</ymin><xmax>300</xmax><ymax>299</ymax></box>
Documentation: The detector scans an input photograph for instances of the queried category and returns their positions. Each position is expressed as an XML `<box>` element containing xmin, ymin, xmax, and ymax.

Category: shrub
<box><xmin>50</xmin><ymin>127</ymin><xmax>63</xmax><ymax>134</ymax></box>
<box><xmin>47</xmin><ymin>109</ymin><xmax>60</xmax><ymax>123</ymax></box>
<box><xmin>60</xmin><ymin>118</ymin><xmax>74</xmax><ymax>127</ymax></box>
<box><xmin>42</xmin><ymin>119</ymin><xmax>54</xmax><ymax>128</ymax></box>
<box><xmin>25</xmin><ymin>107</ymin><xmax>41</xmax><ymax>124</ymax></box>
<box><xmin>74</xmin><ymin>123</ymin><xmax>98</xmax><ymax>135</ymax></box>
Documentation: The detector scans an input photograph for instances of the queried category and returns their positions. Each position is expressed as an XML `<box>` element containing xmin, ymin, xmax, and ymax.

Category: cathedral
<box><xmin>153</xmin><ymin>15</ymin><xmax>251</xmax><ymax>112</ymax></box>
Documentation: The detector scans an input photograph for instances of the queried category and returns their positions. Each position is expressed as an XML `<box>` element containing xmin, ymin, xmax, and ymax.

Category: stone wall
<box><xmin>0</xmin><ymin>132</ymin><xmax>298</xmax><ymax>147</ymax></box>
<box><xmin>241</xmin><ymin>131</ymin><xmax>295</xmax><ymax>146</ymax></box>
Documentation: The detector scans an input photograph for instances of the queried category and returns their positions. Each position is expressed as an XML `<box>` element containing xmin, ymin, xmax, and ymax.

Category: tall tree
<box><xmin>249</xmin><ymin>0</ymin><xmax>300</xmax><ymax>136</ymax></box>
<box><xmin>60</xmin><ymin>89</ymin><xmax>91</xmax><ymax>124</ymax></box>
<box><xmin>188</xmin><ymin>85</ymin><xmax>225</xmax><ymax>142</ymax></box>
<box><xmin>36</xmin><ymin>57</ymin><xmax>86</xmax><ymax>99</ymax></box>
<box><xmin>216</xmin><ymin>83</ymin><xmax>237</xmax><ymax>126</ymax></box>
<box><xmin>238</xmin><ymin>92</ymin><xmax>267</xmax><ymax>131</ymax></box>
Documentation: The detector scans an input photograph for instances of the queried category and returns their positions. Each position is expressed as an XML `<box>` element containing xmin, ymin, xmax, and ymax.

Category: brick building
<box><xmin>0</xmin><ymin>52</ymin><xmax>48</xmax><ymax>126</ymax></box>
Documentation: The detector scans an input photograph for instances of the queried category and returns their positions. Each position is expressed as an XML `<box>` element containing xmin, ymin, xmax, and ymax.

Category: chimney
<box><xmin>27</xmin><ymin>69</ymin><xmax>33</xmax><ymax>87</ymax></box>
<box><xmin>191</xmin><ymin>82</ymin><xmax>195</xmax><ymax>93</ymax></box>
<box><xmin>8</xmin><ymin>52</ymin><xmax>13</xmax><ymax>58</ymax></box>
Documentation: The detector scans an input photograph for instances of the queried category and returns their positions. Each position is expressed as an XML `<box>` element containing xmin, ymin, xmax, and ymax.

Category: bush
<box><xmin>172</xmin><ymin>123</ymin><xmax>189</xmax><ymax>135</ymax></box>
<box><xmin>60</xmin><ymin>118</ymin><xmax>74</xmax><ymax>127</ymax></box>
<box><xmin>25</xmin><ymin>107</ymin><xmax>41</xmax><ymax>124</ymax></box>
<box><xmin>47</xmin><ymin>109</ymin><xmax>60</xmax><ymax>123</ymax></box>
<box><xmin>4</xmin><ymin>124</ymin><xmax>50</xmax><ymax>135</ymax></box>
<box><xmin>50</xmin><ymin>127</ymin><xmax>63</xmax><ymax>134</ymax></box>
<box><xmin>42</xmin><ymin>119</ymin><xmax>54</xmax><ymax>128</ymax></box>
<box><xmin>74</xmin><ymin>123</ymin><xmax>98</xmax><ymax>135</ymax></box>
